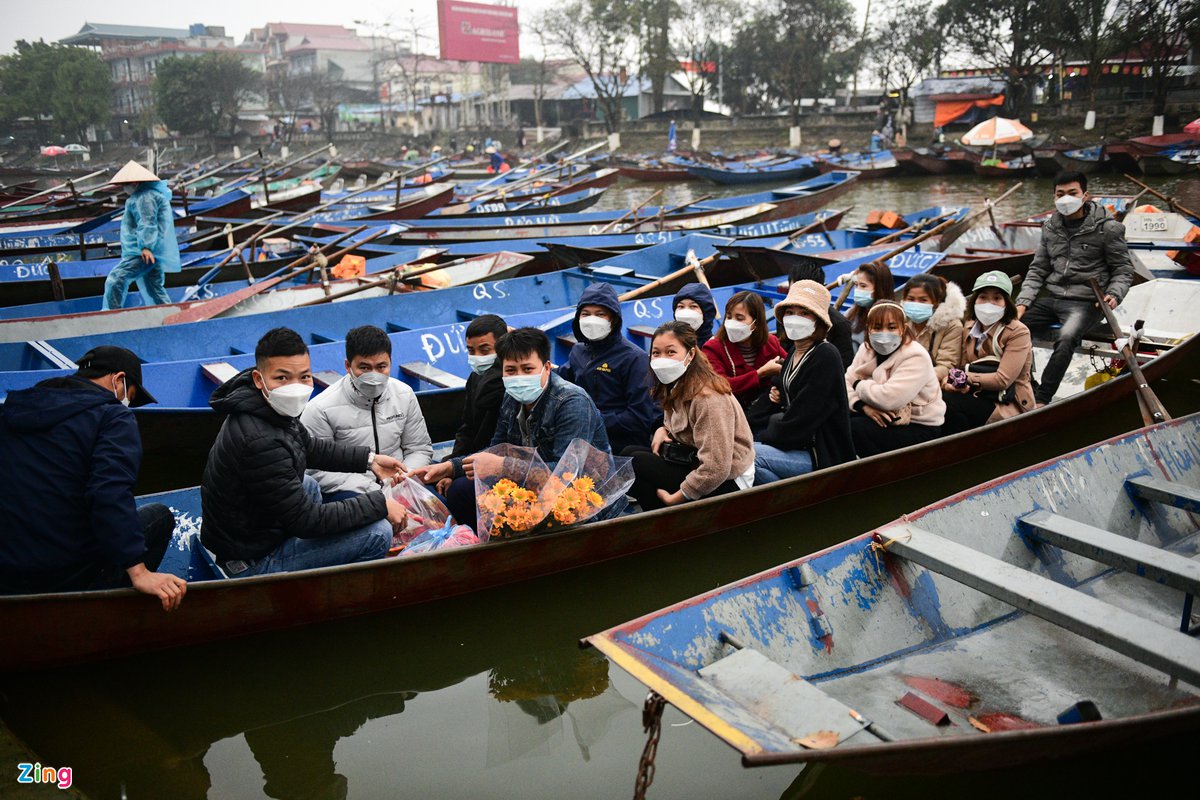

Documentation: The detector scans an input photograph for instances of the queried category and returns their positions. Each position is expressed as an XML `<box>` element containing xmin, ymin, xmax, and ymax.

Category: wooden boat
<box><xmin>1106</xmin><ymin>134</ymin><xmax>1200</xmax><ymax>174</ymax></box>
<box><xmin>895</xmin><ymin>148</ymin><xmax>957</xmax><ymax>176</ymax></box>
<box><xmin>1055</xmin><ymin>145</ymin><xmax>1107</xmax><ymax>174</ymax></box>
<box><xmin>819</xmin><ymin>150</ymin><xmax>902</xmax><ymax>179</ymax></box>
<box><xmin>942</xmin><ymin>148</ymin><xmax>981</xmax><ymax>174</ymax></box>
<box><xmin>1</xmin><ymin>322</ymin><xmax>1195</xmax><ymax>671</ymax></box>
<box><xmin>585</xmin><ymin>412</ymin><xmax>1200</xmax><ymax>773</ymax></box>
<box><xmin>973</xmin><ymin>156</ymin><xmax>1037</xmax><ymax>177</ymax></box>
<box><xmin>1137</xmin><ymin>149</ymin><xmax>1200</xmax><ymax>176</ymax></box>
<box><xmin>686</xmin><ymin>157</ymin><xmax>821</xmax><ymax>185</ymax></box>
<box><xmin>0</xmin><ymin>250</ymin><xmax>524</xmax><ymax>343</ymax></box>
<box><xmin>615</xmin><ymin>162</ymin><xmax>697</xmax><ymax>181</ymax></box>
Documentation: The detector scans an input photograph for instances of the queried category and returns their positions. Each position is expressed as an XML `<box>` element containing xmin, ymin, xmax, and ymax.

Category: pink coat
<box><xmin>845</xmin><ymin>340</ymin><xmax>945</xmax><ymax>427</ymax></box>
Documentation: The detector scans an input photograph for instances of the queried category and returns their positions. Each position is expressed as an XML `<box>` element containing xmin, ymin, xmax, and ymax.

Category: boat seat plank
<box><xmin>881</xmin><ymin>524</ymin><xmax>1200</xmax><ymax>686</ymax></box>
<box><xmin>201</xmin><ymin>361</ymin><xmax>240</xmax><ymax>386</ymax></box>
<box><xmin>1127</xmin><ymin>476</ymin><xmax>1200</xmax><ymax>514</ymax></box>
<box><xmin>398</xmin><ymin>361</ymin><xmax>467</xmax><ymax>389</ymax></box>
<box><xmin>1019</xmin><ymin>510</ymin><xmax>1200</xmax><ymax>596</ymax></box>
<box><xmin>628</xmin><ymin>325</ymin><xmax>657</xmax><ymax>339</ymax></box>
<box><xmin>312</xmin><ymin>370</ymin><xmax>342</xmax><ymax>389</ymax></box>
<box><xmin>698</xmin><ymin>647</ymin><xmax>869</xmax><ymax>746</ymax></box>
<box><xmin>28</xmin><ymin>340</ymin><xmax>77</xmax><ymax>370</ymax></box>
<box><xmin>385</xmin><ymin>321</ymin><xmax>410</xmax><ymax>333</ymax></box>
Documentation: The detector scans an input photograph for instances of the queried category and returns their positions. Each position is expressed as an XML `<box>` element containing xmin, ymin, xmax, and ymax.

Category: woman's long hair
<box><xmin>650</xmin><ymin>321</ymin><xmax>732</xmax><ymax>414</ymax></box>
<box><xmin>846</xmin><ymin>261</ymin><xmax>896</xmax><ymax>333</ymax></box>
<box><xmin>714</xmin><ymin>290</ymin><xmax>770</xmax><ymax>350</ymax></box>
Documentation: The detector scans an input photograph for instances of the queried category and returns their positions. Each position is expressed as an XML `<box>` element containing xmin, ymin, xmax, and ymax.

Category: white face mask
<box><xmin>724</xmin><ymin>319</ymin><xmax>753</xmax><ymax>343</ymax></box>
<box><xmin>112</xmin><ymin>374</ymin><xmax>130</xmax><ymax>407</ymax></box>
<box><xmin>467</xmin><ymin>353</ymin><xmax>496</xmax><ymax>375</ymax></box>
<box><xmin>578</xmin><ymin>315</ymin><xmax>612</xmax><ymax>341</ymax></box>
<box><xmin>261</xmin><ymin>378</ymin><xmax>313</xmax><ymax>418</ymax></box>
<box><xmin>975</xmin><ymin>302</ymin><xmax>1006</xmax><ymax>327</ymax></box>
<box><xmin>650</xmin><ymin>355</ymin><xmax>690</xmax><ymax>385</ymax></box>
<box><xmin>351</xmin><ymin>369</ymin><xmax>388</xmax><ymax>400</ymax></box>
<box><xmin>1054</xmin><ymin>194</ymin><xmax>1084</xmax><ymax>216</ymax></box>
<box><xmin>869</xmin><ymin>332</ymin><xmax>902</xmax><ymax>356</ymax></box>
<box><xmin>674</xmin><ymin>308</ymin><xmax>704</xmax><ymax>330</ymax></box>
<box><xmin>782</xmin><ymin>315</ymin><xmax>816</xmax><ymax>341</ymax></box>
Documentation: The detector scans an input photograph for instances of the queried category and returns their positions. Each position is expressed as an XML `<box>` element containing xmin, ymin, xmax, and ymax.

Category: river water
<box><xmin>3</xmin><ymin>171</ymin><xmax>1199</xmax><ymax>799</ymax></box>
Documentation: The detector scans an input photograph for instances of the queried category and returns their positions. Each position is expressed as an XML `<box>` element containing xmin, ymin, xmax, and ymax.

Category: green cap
<box><xmin>972</xmin><ymin>270</ymin><xmax>1013</xmax><ymax>296</ymax></box>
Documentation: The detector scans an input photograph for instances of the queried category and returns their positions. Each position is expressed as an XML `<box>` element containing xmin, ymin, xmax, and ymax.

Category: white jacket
<box><xmin>301</xmin><ymin>374</ymin><xmax>434</xmax><ymax>494</ymax></box>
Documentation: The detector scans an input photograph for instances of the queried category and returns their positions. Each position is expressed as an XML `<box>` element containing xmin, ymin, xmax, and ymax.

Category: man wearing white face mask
<box><xmin>202</xmin><ymin>328</ymin><xmax>410</xmax><ymax>577</ymax></box>
<box><xmin>556</xmin><ymin>284</ymin><xmax>660</xmax><ymax>455</ymax></box>
<box><xmin>302</xmin><ymin>326</ymin><xmax>433</xmax><ymax>501</ymax></box>
<box><xmin>1015</xmin><ymin>170</ymin><xmax>1134</xmax><ymax>404</ymax></box>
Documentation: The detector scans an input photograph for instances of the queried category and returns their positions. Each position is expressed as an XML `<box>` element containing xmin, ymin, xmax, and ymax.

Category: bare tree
<box><xmin>543</xmin><ymin>0</ymin><xmax>641</xmax><ymax>134</ymax></box>
<box><xmin>869</xmin><ymin>0</ymin><xmax>941</xmax><ymax>137</ymax></box>
<box><xmin>1116</xmin><ymin>0</ymin><xmax>1198</xmax><ymax>117</ymax></box>
<box><xmin>674</xmin><ymin>0</ymin><xmax>740</xmax><ymax>123</ymax></box>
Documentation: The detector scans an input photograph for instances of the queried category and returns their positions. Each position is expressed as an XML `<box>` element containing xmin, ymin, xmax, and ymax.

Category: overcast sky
<box><xmin>3</xmin><ymin>0</ymin><xmax>873</xmax><ymax>59</ymax></box>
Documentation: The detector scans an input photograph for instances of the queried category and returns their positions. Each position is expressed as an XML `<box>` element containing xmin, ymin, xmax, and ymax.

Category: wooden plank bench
<box><xmin>1019</xmin><ymin>510</ymin><xmax>1200</xmax><ymax>597</ymax></box>
<box><xmin>879</xmin><ymin>524</ymin><xmax>1200</xmax><ymax>686</ymax></box>
<box><xmin>28</xmin><ymin>340</ymin><xmax>78</xmax><ymax>370</ymax></box>
<box><xmin>201</xmin><ymin>361</ymin><xmax>241</xmax><ymax>386</ymax></box>
<box><xmin>312</xmin><ymin>370</ymin><xmax>343</xmax><ymax>389</ymax></box>
<box><xmin>1127</xmin><ymin>476</ymin><xmax>1200</xmax><ymax>514</ymax></box>
<box><xmin>398</xmin><ymin>361</ymin><xmax>467</xmax><ymax>389</ymax></box>
<box><xmin>628</xmin><ymin>325</ymin><xmax>657</xmax><ymax>340</ymax></box>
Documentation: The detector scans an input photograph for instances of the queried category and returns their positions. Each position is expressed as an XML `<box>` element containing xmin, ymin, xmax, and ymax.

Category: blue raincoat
<box><xmin>120</xmin><ymin>181</ymin><xmax>181</xmax><ymax>274</ymax></box>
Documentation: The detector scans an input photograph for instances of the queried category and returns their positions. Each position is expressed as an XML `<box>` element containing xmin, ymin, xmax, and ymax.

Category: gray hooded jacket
<box><xmin>1015</xmin><ymin>200</ymin><xmax>1134</xmax><ymax>307</ymax></box>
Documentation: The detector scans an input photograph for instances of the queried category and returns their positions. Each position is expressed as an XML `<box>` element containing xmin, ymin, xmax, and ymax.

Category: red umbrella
<box><xmin>1185</xmin><ymin>118</ymin><xmax>1200</xmax><ymax>135</ymax></box>
<box><xmin>40</xmin><ymin>145</ymin><xmax>68</xmax><ymax>157</ymax></box>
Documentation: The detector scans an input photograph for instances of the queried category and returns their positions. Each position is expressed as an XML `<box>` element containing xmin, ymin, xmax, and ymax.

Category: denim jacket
<box><xmin>489</xmin><ymin>372</ymin><xmax>611</xmax><ymax>467</ymax></box>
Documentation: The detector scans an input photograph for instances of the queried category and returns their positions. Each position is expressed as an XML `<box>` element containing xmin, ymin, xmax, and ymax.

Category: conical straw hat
<box><xmin>110</xmin><ymin>160</ymin><xmax>160</xmax><ymax>183</ymax></box>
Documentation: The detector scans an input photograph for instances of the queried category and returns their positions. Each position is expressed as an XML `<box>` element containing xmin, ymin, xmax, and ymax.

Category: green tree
<box><xmin>673</xmin><ymin>0</ymin><xmax>741</xmax><ymax>122</ymax></box>
<box><xmin>0</xmin><ymin>40</ymin><xmax>111</xmax><ymax>142</ymax></box>
<box><xmin>762</xmin><ymin>0</ymin><xmax>857</xmax><ymax>126</ymax></box>
<box><xmin>636</xmin><ymin>0</ymin><xmax>678</xmax><ymax>115</ymax></box>
<box><xmin>52</xmin><ymin>48</ymin><xmax>112</xmax><ymax>143</ymax></box>
<box><xmin>1116</xmin><ymin>0</ymin><xmax>1199</xmax><ymax>117</ymax></box>
<box><xmin>937</xmin><ymin>0</ymin><xmax>1055</xmax><ymax>117</ymax></box>
<box><xmin>154</xmin><ymin>52</ymin><xmax>261</xmax><ymax>145</ymax></box>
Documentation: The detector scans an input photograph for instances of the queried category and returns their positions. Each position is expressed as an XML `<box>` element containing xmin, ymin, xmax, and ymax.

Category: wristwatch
<box><xmin>367</xmin><ymin>451</ymin><xmax>377</xmax><ymax>467</ymax></box>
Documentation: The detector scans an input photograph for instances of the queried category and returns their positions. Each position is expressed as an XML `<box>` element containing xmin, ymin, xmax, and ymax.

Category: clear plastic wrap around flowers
<box><xmin>473</xmin><ymin>439</ymin><xmax>635</xmax><ymax>539</ymax></box>
<box><xmin>384</xmin><ymin>476</ymin><xmax>485</xmax><ymax>556</ymax></box>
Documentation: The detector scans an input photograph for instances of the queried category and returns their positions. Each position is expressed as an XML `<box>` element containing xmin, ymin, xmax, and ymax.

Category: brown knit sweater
<box><xmin>663</xmin><ymin>388</ymin><xmax>755</xmax><ymax>499</ymax></box>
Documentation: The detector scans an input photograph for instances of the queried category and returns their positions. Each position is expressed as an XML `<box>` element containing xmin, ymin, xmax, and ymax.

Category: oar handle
<box><xmin>1087</xmin><ymin>278</ymin><xmax>1170</xmax><ymax>426</ymax></box>
<box><xmin>1122</xmin><ymin>173</ymin><xmax>1200</xmax><ymax>222</ymax></box>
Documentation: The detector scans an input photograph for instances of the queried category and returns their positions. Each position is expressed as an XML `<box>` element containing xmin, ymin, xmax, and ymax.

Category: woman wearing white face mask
<box><xmin>845</xmin><ymin>301</ymin><xmax>945</xmax><ymax>457</ymax></box>
<box><xmin>746</xmin><ymin>281</ymin><xmax>855</xmax><ymax>484</ymax></box>
<box><xmin>301</xmin><ymin>326</ymin><xmax>433</xmax><ymax>500</ymax></box>
<box><xmin>941</xmin><ymin>270</ymin><xmax>1035</xmax><ymax>434</ymax></box>
<box><xmin>671</xmin><ymin>282</ymin><xmax>718</xmax><ymax>345</ymax></box>
<box><xmin>623</xmin><ymin>322</ymin><xmax>755</xmax><ymax>511</ymax></box>
<box><xmin>702</xmin><ymin>290</ymin><xmax>788</xmax><ymax>409</ymax></box>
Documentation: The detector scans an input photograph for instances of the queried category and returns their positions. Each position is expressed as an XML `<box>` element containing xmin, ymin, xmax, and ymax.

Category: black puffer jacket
<box><xmin>200</xmin><ymin>369</ymin><xmax>387</xmax><ymax>562</ymax></box>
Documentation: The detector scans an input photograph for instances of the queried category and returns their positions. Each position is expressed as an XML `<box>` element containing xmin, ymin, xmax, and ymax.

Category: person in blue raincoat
<box><xmin>667</xmin><ymin>119</ymin><xmax>677</xmax><ymax>152</ymax></box>
<box><xmin>102</xmin><ymin>160</ymin><xmax>181</xmax><ymax>310</ymax></box>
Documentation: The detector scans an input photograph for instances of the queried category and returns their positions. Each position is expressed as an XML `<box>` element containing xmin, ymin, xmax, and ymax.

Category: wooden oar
<box><xmin>1121</xmin><ymin>174</ymin><xmax>1200</xmax><ymax>222</ymax></box>
<box><xmin>597</xmin><ymin>190</ymin><xmax>664</xmax><ymax>235</ymax></box>
<box><xmin>466</xmin><ymin>140</ymin><xmax>571</xmax><ymax>194</ymax></box>
<box><xmin>293</xmin><ymin>253</ymin><xmax>484</xmax><ymax>307</ymax></box>
<box><xmin>162</xmin><ymin>227</ymin><xmax>381</xmax><ymax>324</ymax></box>
<box><xmin>177</xmin><ymin>149</ymin><xmax>263</xmax><ymax>190</ymax></box>
<box><xmin>619</xmin><ymin>194</ymin><xmax>712</xmax><ymax>234</ymax></box>
<box><xmin>0</xmin><ymin>169</ymin><xmax>108</xmax><ymax>209</ymax></box>
<box><xmin>768</xmin><ymin>208</ymin><xmax>854</xmax><ymax>252</ymax></box>
<box><xmin>859</xmin><ymin>216</ymin><xmax>960</xmax><ymax>273</ymax></box>
<box><xmin>870</xmin><ymin>209</ymin><xmax>957</xmax><ymax>247</ymax></box>
<box><xmin>464</xmin><ymin>141</ymin><xmax>606</xmax><ymax>203</ymax></box>
<box><xmin>618</xmin><ymin>256</ymin><xmax>721</xmax><ymax>301</ymax></box>
<box><xmin>1087</xmin><ymin>277</ymin><xmax>1171</xmax><ymax>426</ymax></box>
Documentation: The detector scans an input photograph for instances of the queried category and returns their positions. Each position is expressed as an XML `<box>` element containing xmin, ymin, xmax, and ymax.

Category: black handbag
<box><xmin>660</xmin><ymin>440</ymin><xmax>700</xmax><ymax>468</ymax></box>
<box><xmin>966</xmin><ymin>355</ymin><xmax>1016</xmax><ymax>404</ymax></box>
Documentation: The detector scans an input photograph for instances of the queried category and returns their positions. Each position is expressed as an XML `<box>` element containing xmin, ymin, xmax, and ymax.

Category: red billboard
<box><xmin>437</xmin><ymin>1</ymin><xmax>520</xmax><ymax>64</ymax></box>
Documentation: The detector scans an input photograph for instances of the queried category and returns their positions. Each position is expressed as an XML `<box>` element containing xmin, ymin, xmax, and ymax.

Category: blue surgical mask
<box><xmin>503</xmin><ymin>372</ymin><xmax>546</xmax><ymax>404</ymax></box>
<box><xmin>853</xmin><ymin>288</ymin><xmax>874</xmax><ymax>307</ymax></box>
<box><xmin>903</xmin><ymin>301</ymin><xmax>933</xmax><ymax>323</ymax></box>
<box><xmin>467</xmin><ymin>353</ymin><xmax>496</xmax><ymax>375</ymax></box>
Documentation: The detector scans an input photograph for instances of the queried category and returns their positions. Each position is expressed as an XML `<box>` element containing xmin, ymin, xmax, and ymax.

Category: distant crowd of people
<box><xmin>0</xmin><ymin>170</ymin><xmax>1134</xmax><ymax>608</ymax></box>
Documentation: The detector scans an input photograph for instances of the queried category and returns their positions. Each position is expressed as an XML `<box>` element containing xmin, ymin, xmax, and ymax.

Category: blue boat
<box><xmin>0</xmin><ymin>234</ymin><xmax>733</xmax><ymax>373</ymax></box>
<box><xmin>585</xmin><ymin>412</ymin><xmax>1200</xmax><ymax>772</ymax></box>
<box><xmin>686</xmin><ymin>157</ymin><xmax>822</xmax><ymax>185</ymax></box>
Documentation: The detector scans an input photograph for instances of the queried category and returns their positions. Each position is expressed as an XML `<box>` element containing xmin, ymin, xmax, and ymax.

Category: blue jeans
<box><xmin>102</xmin><ymin>254</ymin><xmax>172</xmax><ymax>310</ymax></box>
<box><xmin>753</xmin><ymin>443</ymin><xmax>814</xmax><ymax>485</ymax></box>
<box><xmin>1021</xmin><ymin>297</ymin><xmax>1101</xmax><ymax>403</ymax></box>
<box><xmin>232</xmin><ymin>476</ymin><xmax>391</xmax><ymax>577</ymax></box>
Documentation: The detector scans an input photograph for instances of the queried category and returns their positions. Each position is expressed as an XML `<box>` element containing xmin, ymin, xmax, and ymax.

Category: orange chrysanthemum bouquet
<box><xmin>474</xmin><ymin>439</ymin><xmax>635</xmax><ymax>539</ymax></box>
